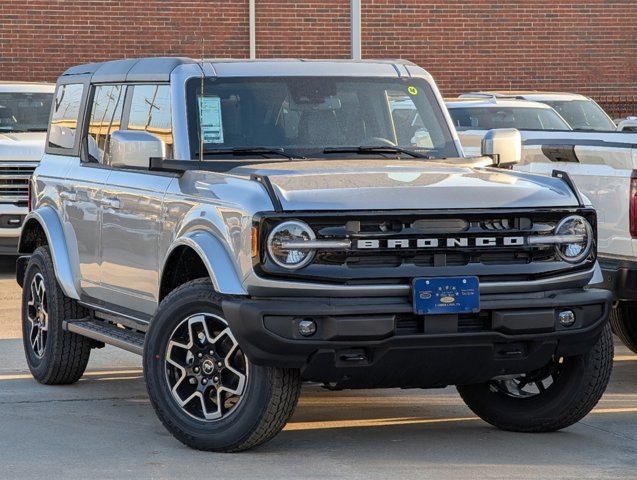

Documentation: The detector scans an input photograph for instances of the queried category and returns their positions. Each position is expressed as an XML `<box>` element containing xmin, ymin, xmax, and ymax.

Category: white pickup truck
<box><xmin>450</xmin><ymin>102</ymin><xmax>637</xmax><ymax>351</ymax></box>
<box><xmin>0</xmin><ymin>82</ymin><xmax>54</xmax><ymax>255</ymax></box>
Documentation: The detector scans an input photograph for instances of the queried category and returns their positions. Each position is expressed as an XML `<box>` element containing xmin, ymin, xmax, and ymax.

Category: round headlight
<box><xmin>554</xmin><ymin>215</ymin><xmax>593</xmax><ymax>263</ymax></box>
<box><xmin>267</xmin><ymin>220</ymin><xmax>316</xmax><ymax>269</ymax></box>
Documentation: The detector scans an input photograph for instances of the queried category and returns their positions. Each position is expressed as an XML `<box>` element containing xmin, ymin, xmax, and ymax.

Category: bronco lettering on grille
<box><xmin>356</xmin><ymin>236</ymin><xmax>525</xmax><ymax>249</ymax></box>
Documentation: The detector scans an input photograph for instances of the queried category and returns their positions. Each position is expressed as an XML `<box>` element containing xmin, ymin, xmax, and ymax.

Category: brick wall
<box><xmin>0</xmin><ymin>0</ymin><xmax>635</xmax><ymax>112</ymax></box>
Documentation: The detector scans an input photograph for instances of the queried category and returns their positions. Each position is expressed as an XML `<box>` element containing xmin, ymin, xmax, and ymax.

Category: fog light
<box><xmin>298</xmin><ymin>319</ymin><xmax>317</xmax><ymax>337</ymax></box>
<box><xmin>559</xmin><ymin>310</ymin><xmax>576</xmax><ymax>327</ymax></box>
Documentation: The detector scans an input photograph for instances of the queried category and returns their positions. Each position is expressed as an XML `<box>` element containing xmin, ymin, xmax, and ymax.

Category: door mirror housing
<box><xmin>617</xmin><ymin>117</ymin><xmax>637</xmax><ymax>132</ymax></box>
<box><xmin>109</xmin><ymin>130</ymin><xmax>166</xmax><ymax>168</ymax></box>
<box><xmin>481</xmin><ymin>128</ymin><xmax>521</xmax><ymax>167</ymax></box>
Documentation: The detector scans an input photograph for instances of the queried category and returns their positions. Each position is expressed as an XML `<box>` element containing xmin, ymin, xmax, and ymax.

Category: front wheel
<box><xmin>144</xmin><ymin>278</ymin><xmax>302</xmax><ymax>452</ymax></box>
<box><xmin>22</xmin><ymin>246</ymin><xmax>92</xmax><ymax>384</ymax></box>
<box><xmin>457</xmin><ymin>322</ymin><xmax>613</xmax><ymax>432</ymax></box>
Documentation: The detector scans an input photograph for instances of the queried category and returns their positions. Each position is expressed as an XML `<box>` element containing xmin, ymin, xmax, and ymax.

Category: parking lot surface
<box><xmin>1</xmin><ymin>256</ymin><xmax>636</xmax><ymax>479</ymax></box>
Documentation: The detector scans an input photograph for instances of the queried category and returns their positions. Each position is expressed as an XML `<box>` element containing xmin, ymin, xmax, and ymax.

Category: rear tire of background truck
<box><xmin>144</xmin><ymin>278</ymin><xmax>302</xmax><ymax>452</ymax></box>
<box><xmin>457</xmin><ymin>322</ymin><xmax>613</xmax><ymax>432</ymax></box>
<box><xmin>609</xmin><ymin>303</ymin><xmax>637</xmax><ymax>354</ymax></box>
<box><xmin>21</xmin><ymin>246</ymin><xmax>92</xmax><ymax>384</ymax></box>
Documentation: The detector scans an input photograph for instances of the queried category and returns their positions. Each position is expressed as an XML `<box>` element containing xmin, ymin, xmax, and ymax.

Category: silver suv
<box><xmin>17</xmin><ymin>57</ymin><xmax>613</xmax><ymax>452</ymax></box>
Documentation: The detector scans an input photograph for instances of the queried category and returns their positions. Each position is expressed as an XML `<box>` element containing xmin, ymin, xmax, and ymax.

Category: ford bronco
<box><xmin>17</xmin><ymin>57</ymin><xmax>613</xmax><ymax>452</ymax></box>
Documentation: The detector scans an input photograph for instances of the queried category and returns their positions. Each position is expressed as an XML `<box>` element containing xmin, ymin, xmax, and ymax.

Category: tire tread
<box><xmin>24</xmin><ymin>246</ymin><xmax>92</xmax><ymax>385</ymax></box>
<box><xmin>458</xmin><ymin>323</ymin><xmax>613</xmax><ymax>433</ymax></box>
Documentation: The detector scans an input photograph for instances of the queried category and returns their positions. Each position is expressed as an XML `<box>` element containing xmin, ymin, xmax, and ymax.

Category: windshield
<box><xmin>542</xmin><ymin>100</ymin><xmax>616</xmax><ymax>131</ymax></box>
<box><xmin>186</xmin><ymin>77</ymin><xmax>459</xmax><ymax>159</ymax></box>
<box><xmin>0</xmin><ymin>92</ymin><xmax>53</xmax><ymax>132</ymax></box>
<box><xmin>448</xmin><ymin>106</ymin><xmax>571</xmax><ymax>131</ymax></box>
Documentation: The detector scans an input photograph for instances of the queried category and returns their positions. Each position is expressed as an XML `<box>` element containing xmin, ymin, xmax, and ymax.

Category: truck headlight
<box><xmin>554</xmin><ymin>215</ymin><xmax>593</xmax><ymax>263</ymax></box>
<box><xmin>267</xmin><ymin>220</ymin><xmax>316</xmax><ymax>269</ymax></box>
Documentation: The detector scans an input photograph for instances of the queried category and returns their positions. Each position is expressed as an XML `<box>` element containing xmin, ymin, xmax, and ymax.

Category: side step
<box><xmin>63</xmin><ymin>317</ymin><xmax>145</xmax><ymax>355</ymax></box>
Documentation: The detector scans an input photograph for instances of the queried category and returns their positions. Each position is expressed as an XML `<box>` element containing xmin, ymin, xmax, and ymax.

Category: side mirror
<box><xmin>617</xmin><ymin>117</ymin><xmax>637</xmax><ymax>132</ymax></box>
<box><xmin>481</xmin><ymin>128</ymin><xmax>521</xmax><ymax>167</ymax></box>
<box><xmin>109</xmin><ymin>130</ymin><xmax>166</xmax><ymax>168</ymax></box>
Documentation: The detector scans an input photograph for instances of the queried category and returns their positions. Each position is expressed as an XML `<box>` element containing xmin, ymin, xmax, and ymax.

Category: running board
<box><xmin>63</xmin><ymin>317</ymin><xmax>145</xmax><ymax>355</ymax></box>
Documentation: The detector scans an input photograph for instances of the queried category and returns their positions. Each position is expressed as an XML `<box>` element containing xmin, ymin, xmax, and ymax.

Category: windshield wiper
<box><xmin>323</xmin><ymin>145</ymin><xmax>430</xmax><ymax>159</ymax></box>
<box><xmin>202</xmin><ymin>147</ymin><xmax>305</xmax><ymax>160</ymax></box>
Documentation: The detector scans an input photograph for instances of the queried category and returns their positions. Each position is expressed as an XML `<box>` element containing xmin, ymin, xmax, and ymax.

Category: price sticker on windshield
<box><xmin>200</xmin><ymin>96</ymin><xmax>224</xmax><ymax>144</ymax></box>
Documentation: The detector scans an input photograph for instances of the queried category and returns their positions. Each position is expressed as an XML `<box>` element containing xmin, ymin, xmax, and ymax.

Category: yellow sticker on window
<box><xmin>407</xmin><ymin>86</ymin><xmax>418</xmax><ymax>95</ymax></box>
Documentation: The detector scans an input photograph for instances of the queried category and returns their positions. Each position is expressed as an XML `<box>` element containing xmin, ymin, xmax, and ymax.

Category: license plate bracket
<box><xmin>412</xmin><ymin>276</ymin><xmax>480</xmax><ymax>315</ymax></box>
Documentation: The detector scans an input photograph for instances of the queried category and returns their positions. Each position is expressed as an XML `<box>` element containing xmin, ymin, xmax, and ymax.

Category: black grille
<box><xmin>256</xmin><ymin>208</ymin><xmax>597</xmax><ymax>283</ymax></box>
<box><xmin>0</xmin><ymin>163</ymin><xmax>35</xmax><ymax>203</ymax></box>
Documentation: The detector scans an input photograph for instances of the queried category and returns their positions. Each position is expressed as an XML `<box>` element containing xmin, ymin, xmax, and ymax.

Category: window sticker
<box><xmin>407</xmin><ymin>86</ymin><xmax>418</xmax><ymax>96</ymax></box>
<box><xmin>200</xmin><ymin>96</ymin><xmax>224</xmax><ymax>144</ymax></box>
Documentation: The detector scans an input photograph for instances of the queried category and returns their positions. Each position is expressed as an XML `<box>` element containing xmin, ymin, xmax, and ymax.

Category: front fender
<box><xmin>18</xmin><ymin>207</ymin><xmax>80</xmax><ymax>300</ymax></box>
<box><xmin>165</xmin><ymin>230</ymin><xmax>247</xmax><ymax>295</ymax></box>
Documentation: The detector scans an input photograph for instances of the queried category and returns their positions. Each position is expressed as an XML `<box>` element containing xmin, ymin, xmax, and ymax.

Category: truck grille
<box><xmin>257</xmin><ymin>209</ymin><xmax>596</xmax><ymax>284</ymax></box>
<box><xmin>0</xmin><ymin>163</ymin><xmax>36</xmax><ymax>204</ymax></box>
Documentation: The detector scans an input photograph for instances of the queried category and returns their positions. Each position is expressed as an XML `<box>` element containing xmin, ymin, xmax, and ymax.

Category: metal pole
<box><xmin>351</xmin><ymin>0</ymin><xmax>361</xmax><ymax>60</ymax></box>
<box><xmin>249</xmin><ymin>0</ymin><xmax>256</xmax><ymax>59</ymax></box>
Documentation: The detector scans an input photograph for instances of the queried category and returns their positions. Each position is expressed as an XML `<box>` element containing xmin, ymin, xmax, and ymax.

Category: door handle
<box><xmin>59</xmin><ymin>191</ymin><xmax>77</xmax><ymax>202</ymax></box>
<box><xmin>97</xmin><ymin>197</ymin><xmax>120</xmax><ymax>209</ymax></box>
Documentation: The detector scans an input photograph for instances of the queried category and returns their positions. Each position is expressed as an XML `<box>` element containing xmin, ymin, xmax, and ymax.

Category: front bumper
<box><xmin>0</xmin><ymin>204</ymin><xmax>27</xmax><ymax>255</ymax></box>
<box><xmin>222</xmin><ymin>288</ymin><xmax>612</xmax><ymax>389</ymax></box>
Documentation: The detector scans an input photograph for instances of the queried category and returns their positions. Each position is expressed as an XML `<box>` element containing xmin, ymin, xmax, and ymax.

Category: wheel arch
<box><xmin>18</xmin><ymin>207</ymin><xmax>81</xmax><ymax>300</ymax></box>
<box><xmin>159</xmin><ymin>231</ymin><xmax>247</xmax><ymax>301</ymax></box>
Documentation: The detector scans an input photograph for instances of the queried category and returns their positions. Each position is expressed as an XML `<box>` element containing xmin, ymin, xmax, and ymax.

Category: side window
<box><xmin>48</xmin><ymin>83</ymin><xmax>84</xmax><ymax>150</ymax></box>
<box><xmin>87</xmin><ymin>84</ymin><xmax>125</xmax><ymax>164</ymax></box>
<box><xmin>128</xmin><ymin>85</ymin><xmax>173</xmax><ymax>158</ymax></box>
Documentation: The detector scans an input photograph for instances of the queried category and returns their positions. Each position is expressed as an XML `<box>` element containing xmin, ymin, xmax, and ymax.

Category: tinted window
<box><xmin>87</xmin><ymin>84</ymin><xmax>126</xmax><ymax>164</ymax></box>
<box><xmin>448</xmin><ymin>106</ymin><xmax>571</xmax><ymax>131</ymax></box>
<box><xmin>49</xmin><ymin>84</ymin><xmax>84</xmax><ymax>149</ymax></box>
<box><xmin>186</xmin><ymin>77</ymin><xmax>459</xmax><ymax>160</ymax></box>
<box><xmin>543</xmin><ymin>100</ymin><xmax>616</xmax><ymax>131</ymax></box>
<box><xmin>0</xmin><ymin>92</ymin><xmax>52</xmax><ymax>132</ymax></box>
<box><xmin>128</xmin><ymin>85</ymin><xmax>173</xmax><ymax>157</ymax></box>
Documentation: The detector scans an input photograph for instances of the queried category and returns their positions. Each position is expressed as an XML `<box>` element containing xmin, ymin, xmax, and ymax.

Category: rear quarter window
<box><xmin>48</xmin><ymin>83</ymin><xmax>85</xmax><ymax>151</ymax></box>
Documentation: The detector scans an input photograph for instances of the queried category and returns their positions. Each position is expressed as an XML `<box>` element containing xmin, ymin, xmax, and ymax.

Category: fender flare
<box><xmin>163</xmin><ymin>230</ymin><xmax>247</xmax><ymax>296</ymax></box>
<box><xmin>19</xmin><ymin>207</ymin><xmax>81</xmax><ymax>300</ymax></box>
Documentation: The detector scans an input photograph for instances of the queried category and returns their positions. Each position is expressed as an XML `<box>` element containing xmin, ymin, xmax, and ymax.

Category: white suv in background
<box><xmin>0</xmin><ymin>82</ymin><xmax>54</xmax><ymax>255</ymax></box>
<box><xmin>459</xmin><ymin>91</ymin><xmax>618</xmax><ymax>132</ymax></box>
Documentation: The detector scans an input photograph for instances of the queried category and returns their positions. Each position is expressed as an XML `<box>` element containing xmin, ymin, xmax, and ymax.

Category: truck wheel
<box><xmin>609</xmin><ymin>303</ymin><xmax>637</xmax><ymax>354</ymax></box>
<box><xmin>22</xmin><ymin>246</ymin><xmax>92</xmax><ymax>384</ymax></box>
<box><xmin>457</xmin><ymin>322</ymin><xmax>613</xmax><ymax>432</ymax></box>
<box><xmin>144</xmin><ymin>278</ymin><xmax>302</xmax><ymax>452</ymax></box>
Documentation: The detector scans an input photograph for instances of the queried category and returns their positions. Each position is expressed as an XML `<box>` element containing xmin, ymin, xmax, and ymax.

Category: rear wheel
<box><xmin>144</xmin><ymin>278</ymin><xmax>302</xmax><ymax>452</ymax></box>
<box><xmin>457</xmin><ymin>323</ymin><xmax>613</xmax><ymax>432</ymax></box>
<box><xmin>21</xmin><ymin>246</ymin><xmax>92</xmax><ymax>384</ymax></box>
<box><xmin>609</xmin><ymin>302</ymin><xmax>637</xmax><ymax>354</ymax></box>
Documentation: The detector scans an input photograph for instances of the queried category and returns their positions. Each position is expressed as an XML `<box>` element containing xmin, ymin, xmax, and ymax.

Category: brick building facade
<box><xmin>1</xmin><ymin>0</ymin><xmax>635</xmax><ymax>115</ymax></box>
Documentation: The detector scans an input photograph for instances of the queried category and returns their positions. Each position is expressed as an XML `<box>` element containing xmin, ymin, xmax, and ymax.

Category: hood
<box><xmin>231</xmin><ymin>160</ymin><xmax>579</xmax><ymax>211</ymax></box>
<box><xmin>0</xmin><ymin>132</ymin><xmax>47</xmax><ymax>161</ymax></box>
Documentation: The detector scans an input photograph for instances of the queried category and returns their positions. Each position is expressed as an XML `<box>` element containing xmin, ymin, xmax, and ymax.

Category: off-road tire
<box><xmin>22</xmin><ymin>246</ymin><xmax>92</xmax><ymax>384</ymax></box>
<box><xmin>144</xmin><ymin>278</ymin><xmax>302</xmax><ymax>452</ymax></box>
<box><xmin>609</xmin><ymin>302</ymin><xmax>637</xmax><ymax>354</ymax></box>
<box><xmin>457</xmin><ymin>322</ymin><xmax>613</xmax><ymax>432</ymax></box>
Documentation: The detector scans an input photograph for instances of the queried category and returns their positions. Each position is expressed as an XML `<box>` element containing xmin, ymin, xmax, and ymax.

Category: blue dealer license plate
<box><xmin>412</xmin><ymin>276</ymin><xmax>480</xmax><ymax>315</ymax></box>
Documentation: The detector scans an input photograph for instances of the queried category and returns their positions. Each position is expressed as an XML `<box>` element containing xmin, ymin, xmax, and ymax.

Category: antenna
<box><xmin>199</xmin><ymin>31</ymin><xmax>205</xmax><ymax>162</ymax></box>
